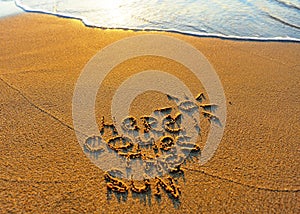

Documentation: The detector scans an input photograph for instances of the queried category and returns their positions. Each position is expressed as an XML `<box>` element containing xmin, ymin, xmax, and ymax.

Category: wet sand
<box><xmin>0</xmin><ymin>13</ymin><xmax>299</xmax><ymax>213</ymax></box>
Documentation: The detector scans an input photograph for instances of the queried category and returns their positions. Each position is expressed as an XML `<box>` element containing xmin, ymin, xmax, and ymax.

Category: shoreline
<box><xmin>13</xmin><ymin>1</ymin><xmax>300</xmax><ymax>43</ymax></box>
<box><xmin>0</xmin><ymin>13</ymin><xmax>299</xmax><ymax>212</ymax></box>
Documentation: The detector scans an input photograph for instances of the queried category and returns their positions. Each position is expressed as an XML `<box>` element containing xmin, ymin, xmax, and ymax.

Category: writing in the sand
<box><xmin>82</xmin><ymin>93</ymin><xmax>219</xmax><ymax>202</ymax></box>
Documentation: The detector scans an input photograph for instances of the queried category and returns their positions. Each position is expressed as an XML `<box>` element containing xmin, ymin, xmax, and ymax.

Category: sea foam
<box><xmin>13</xmin><ymin>0</ymin><xmax>300</xmax><ymax>42</ymax></box>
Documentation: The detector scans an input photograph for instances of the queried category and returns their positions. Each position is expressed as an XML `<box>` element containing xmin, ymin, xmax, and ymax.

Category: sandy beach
<box><xmin>0</xmin><ymin>13</ymin><xmax>299</xmax><ymax>213</ymax></box>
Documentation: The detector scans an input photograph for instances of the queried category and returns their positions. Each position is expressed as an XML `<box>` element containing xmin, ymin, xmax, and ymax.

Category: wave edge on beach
<box><xmin>13</xmin><ymin>0</ymin><xmax>300</xmax><ymax>43</ymax></box>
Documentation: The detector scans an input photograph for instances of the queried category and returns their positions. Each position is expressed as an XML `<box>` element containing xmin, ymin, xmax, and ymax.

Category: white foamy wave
<box><xmin>14</xmin><ymin>0</ymin><xmax>300</xmax><ymax>42</ymax></box>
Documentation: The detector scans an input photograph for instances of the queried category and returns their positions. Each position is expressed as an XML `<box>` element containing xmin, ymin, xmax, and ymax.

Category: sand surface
<box><xmin>0</xmin><ymin>14</ymin><xmax>299</xmax><ymax>213</ymax></box>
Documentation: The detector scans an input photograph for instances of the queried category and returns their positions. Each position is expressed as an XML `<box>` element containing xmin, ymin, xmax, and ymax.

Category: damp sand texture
<box><xmin>0</xmin><ymin>14</ymin><xmax>299</xmax><ymax>213</ymax></box>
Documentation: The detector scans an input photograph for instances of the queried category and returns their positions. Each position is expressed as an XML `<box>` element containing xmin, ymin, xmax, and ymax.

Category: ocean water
<box><xmin>0</xmin><ymin>0</ymin><xmax>23</xmax><ymax>17</ymax></box>
<box><xmin>5</xmin><ymin>0</ymin><xmax>300</xmax><ymax>41</ymax></box>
